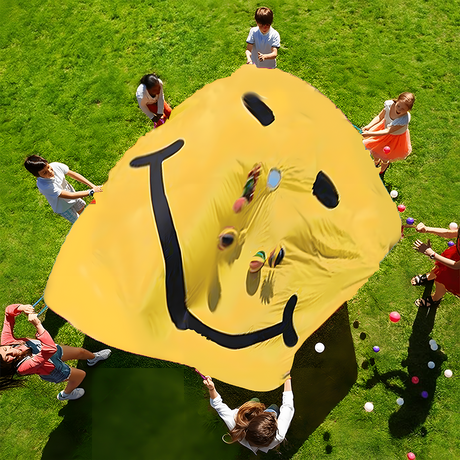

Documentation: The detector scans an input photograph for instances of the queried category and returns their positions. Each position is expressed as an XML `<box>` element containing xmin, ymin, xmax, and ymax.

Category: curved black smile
<box><xmin>130</xmin><ymin>140</ymin><xmax>298</xmax><ymax>349</ymax></box>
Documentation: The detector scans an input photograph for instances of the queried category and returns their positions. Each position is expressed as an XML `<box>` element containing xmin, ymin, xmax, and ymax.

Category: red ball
<box><xmin>383</xmin><ymin>146</ymin><xmax>391</xmax><ymax>154</ymax></box>
<box><xmin>407</xmin><ymin>453</ymin><xmax>416</xmax><ymax>460</ymax></box>
<box><xmin>397</xmin><ymin>204</ymin><xmax>406</xmax><ymax>212</ymax></box>
<box><xmin>389</xmin><ymin>311</ymin><xmax>401</xmax><ymax>323</ymax></box>
<box><xmin>411</xmin><ymin>376</ymin><xmax>419</xmax><ymax>384</ymax></box>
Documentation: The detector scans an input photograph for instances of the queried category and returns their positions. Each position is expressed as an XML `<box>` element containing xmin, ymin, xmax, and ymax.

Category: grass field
<box><xmin>1</xmin><ymin>0</ymin><xmax>459</xmax><ymax>458</ymax></box>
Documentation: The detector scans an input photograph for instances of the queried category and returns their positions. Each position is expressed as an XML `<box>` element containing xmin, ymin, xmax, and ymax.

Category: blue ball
<box><xmin>406</xmin><ymin>217</ymin><xmax>415</xmax><ymax>225</ymax></box>
<box><xmin>373</xmin><ymin>346</ymin><xmax>380</xmax><ymax>352</ymax></box>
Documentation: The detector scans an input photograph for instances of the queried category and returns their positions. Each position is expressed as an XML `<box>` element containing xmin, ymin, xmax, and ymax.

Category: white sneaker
<box><xmin>57</xmin><ymin>388</ymin><xmax>85</xmax><ymax>401</ymax></box>
<box><xmin>87</xmin><ymin>349</ymin><xmax>112</xmax><ymax>367</ymax></box>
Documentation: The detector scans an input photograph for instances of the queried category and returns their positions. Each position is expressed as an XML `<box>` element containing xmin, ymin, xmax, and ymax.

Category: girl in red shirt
<box><xmin>0</xmin><ymin>304</ymin><xmax>110</xmax><ymax>400</ymax></box>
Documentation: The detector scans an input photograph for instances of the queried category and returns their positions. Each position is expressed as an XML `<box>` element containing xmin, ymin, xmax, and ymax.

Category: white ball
<box><xmin>428</xmin><ymin>361</ymin><xmax>435</xmax><ymax>369</ymax></box>
<box><xmin>428</xmin><ymin>339</ymin><xmax>437</xmax><ymax>347</ymax></box>
<box><xmin>390</xmin><ymin>190</ymin><xmax>398</xmax><ymax>199</ymax></box>
<box><xmin>364</xmin><ymin>402</ymin><xmax>374</xmax><ymax>412</ymax></box>
<box><xmin>396</xmin><ymin>398</ymin><xmax>404</xmax><ymax>406</ymax></box>
<box><xmin>430</xmin><ymin>343</ymin><xmax>438</xmax><ymax>351</ymax></box>
<box><xmin>315</xmin><ymin>342</ymin><xmax>325</xmax><ymax>353</ymax></box>
<box><xmin>449</xmin><ymin>222</ymin><xmax>458</xmax><ymax>230</ymax></box>
<box><xmin>444</xmin><ymin>369</ymin><xmax>453</xmax><ymax>378</ymax></box>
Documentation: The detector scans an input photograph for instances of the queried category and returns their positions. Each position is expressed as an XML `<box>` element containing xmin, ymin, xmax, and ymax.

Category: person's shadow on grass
<box><xmin>41</xmin><ymin>304</ymin><xmax>357</xmax><ymax>459</ymax></box>
<box><xmin>364</xmin><ymin>282</ymin><xmax>447</xmax><ymax>438</ymax></box>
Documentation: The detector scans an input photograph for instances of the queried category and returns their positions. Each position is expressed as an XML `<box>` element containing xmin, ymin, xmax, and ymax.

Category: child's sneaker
<box><xmin>87</xmin><ymin>349</ymin><xmax>111</xmax><ymax>367</ymax></box>
<box><xmin>57</xmin><ymin>388</ymin><xmax>85</xmax><ymax>401</ymax></box>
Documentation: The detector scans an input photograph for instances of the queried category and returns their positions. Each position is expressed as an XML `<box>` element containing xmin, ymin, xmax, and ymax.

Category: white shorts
<box><xmin>58</xmin><ymin>199</ymin><xmax>86</xmax><ymax>224</ymax></box>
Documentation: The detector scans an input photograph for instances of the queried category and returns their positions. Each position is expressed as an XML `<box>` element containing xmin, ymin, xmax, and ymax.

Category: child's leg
<box><xmin>63</xmin><ymin>367</ymin><xmax>86</xmax><ymax>394</ymax></box>
<box><xmin>432</xmin><ymin>281</ymin><xmax>447</xmax><ymax>302</ymax></box>
<box><xmin>61</xmin><ymin>345</ymin><xmax>95</xmax><ymax>361</ymax></box>
<box><xmin>379</xmin><ymin>160</ymin><xmax>390</xmax><ymax>174</ymax></box>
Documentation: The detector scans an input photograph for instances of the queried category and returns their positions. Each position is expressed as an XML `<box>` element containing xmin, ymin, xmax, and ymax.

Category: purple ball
<box><xmin>421</xmin><ymin>391</ymin><xmax>429</xmax><ymax>399</ymax></box>
<box><xmin>373</xmin><ymin>346</ymin><xmax>380</xmax><ymax>352</ymax></box>
<box><xmin>406</xmin><ymin>217</ymin><xmax>415</xmax><ymax>225</ymax></box>
<box><xmin>448</xmin><ymin>241</ymin><xmax>455</xmax><ymax>247</ymax></box>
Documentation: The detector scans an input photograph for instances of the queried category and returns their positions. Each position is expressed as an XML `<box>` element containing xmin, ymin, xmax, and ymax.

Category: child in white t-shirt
<box><xmin>245</xmin><ymin>7</ymin><xmax>280</xmax><ymax>69</ymax></box>
<box><xmin>24</xmin><ymin>155</ymin><xmax>103</xmax><ymax>224</ymax></box>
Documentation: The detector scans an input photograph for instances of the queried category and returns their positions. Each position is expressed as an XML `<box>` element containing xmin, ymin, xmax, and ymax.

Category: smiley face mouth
<box><xmin>130</xmin><ymin>139</ymin><xmax>298</xmax><ymax>349</ymax></box>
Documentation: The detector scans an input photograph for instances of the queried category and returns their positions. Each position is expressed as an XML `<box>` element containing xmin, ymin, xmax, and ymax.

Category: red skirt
<box><xmin>433</xmin><ymin>245</ymin><xmax>460</xmax><ymax>297</ymax></box>
<box><xmin>146</xmin><ymin>101</ymin><xmax>172</xmax><ymax>119</ymax></box>
<box><xmin>363</xmin><ymin>119</ymin><xmax>412</xmax><ymax>161</ymax></box>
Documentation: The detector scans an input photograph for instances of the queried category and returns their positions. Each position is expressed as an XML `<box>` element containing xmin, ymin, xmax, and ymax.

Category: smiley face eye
<box><xmin>218</xmin><ymin>228</ymin><xmax>238</xmax><ymax>250</ymax></box>
<box><xmin>312</xmin><ymin>171</ymin><xmax>339</xmax><ymax>209</ymax></box>
<box><xmin>221</xmin><ymin>234</ymin><xmax>234</xmax><ymax>247</ymax></box>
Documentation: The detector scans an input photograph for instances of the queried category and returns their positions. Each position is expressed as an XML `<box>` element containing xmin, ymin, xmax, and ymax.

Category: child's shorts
<box><xmin>58</xmin><ymin>199</ymin><xmax>86</xmax><ymax>224</ymax></box>
<box><xmin>40</xmin><ymin>345</ymin><xmax>72</xmax><ymax>384</ymax></box>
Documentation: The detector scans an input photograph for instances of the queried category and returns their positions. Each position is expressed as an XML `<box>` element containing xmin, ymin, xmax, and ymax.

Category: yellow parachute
<box><xmin>45</xmin><ymin>66</ymin><xmax>400</xmax><ymax>391</ymax></box>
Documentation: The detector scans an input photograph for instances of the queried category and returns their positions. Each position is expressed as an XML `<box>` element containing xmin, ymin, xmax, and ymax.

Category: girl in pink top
<box><xmin>0</xmin><ymin>304</ymin><xmax>110</xmax><ymax>400</ymax></box>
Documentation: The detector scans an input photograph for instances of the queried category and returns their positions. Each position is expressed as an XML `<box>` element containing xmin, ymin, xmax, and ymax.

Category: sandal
<box><xmin>411</xmin><ymin>274</ymin><xmax>429</xmax><ymax>286</ymax></box>
<box><xmin>415</xmin><ymin>296</ymin><xmax>441</xmax><ymax>308</ymax></box>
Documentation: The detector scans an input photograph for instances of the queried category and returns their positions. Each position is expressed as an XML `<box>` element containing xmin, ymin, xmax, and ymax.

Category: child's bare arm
<box><xmin>67</xmin><ymin>170</ymin><xmax>97</xmax><ymax>188</ymax></box>
<box><xmin>284</xmin><ymin>377</ymin><xmax>292</xmax><ymax>392</ymax></box>
<box><xmin>258</xmin><ymin>46</ymin><xmax>278</xmax><ymax>61</ymax></box>
<box><xmin>59</xmin><ymin>186</ymin><xmax>103</xmax><ymax>200</ymax></box>
<box><xmin>245</xmin><ymin>43</ymin><xmax>254</xmax><ymax>64</ymax></box>
<box><xmin>416</xmin><ymin>223</ymin><xmax>458</xmax><ymax>238</ymax></box>
<box><xmin>362</xmin><ymin>109</ymin><xmax>385</xmax><ymax>131</ymax></box>
<box><xmin>203</xmin><ymin>376</ymin><xmax>218</xmax><ymax>400</ymax></box>
<box><xmin>361</xmin><ymin>123</ymin><xmax>406</xmax><ymax>137</ymax></box>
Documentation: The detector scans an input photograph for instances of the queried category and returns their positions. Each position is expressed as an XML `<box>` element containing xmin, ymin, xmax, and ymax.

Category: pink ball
<box><xmin>397</xmin><ymin>204</ymin><xmax>406</xmax><ymax>212</ymax></box>
<box><xmin>389</xmin><ymin>311</ymin><xmax>401</xmax><ymax>323</ymax></box>
<box><xmin>407</xmin><ymin>453</ymin><xmax>416</xmax><ymax>460</ymax></box>
<box><xmin>383</xmin><ymin>146</ymin><xmax>391</xmax><ymax>154</ymax></box>
<box><xmin>411</xmin><ymin>376</ymin><xmax>419</xmax><ymax>384</ymax></box>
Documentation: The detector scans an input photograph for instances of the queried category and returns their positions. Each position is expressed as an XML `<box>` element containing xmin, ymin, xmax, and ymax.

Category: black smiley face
<box><xmin>130</xmin><ymin>94</ymin><xmax>340</xmax><ymax>350</ymax></box>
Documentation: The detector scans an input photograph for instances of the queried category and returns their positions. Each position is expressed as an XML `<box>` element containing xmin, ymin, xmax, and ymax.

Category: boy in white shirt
<box><xmin>245</xmin><ymin>7</ymin><xmax>280</xmax><ymax>69</ymax></box>
<box><xmin>24</xmin><ymin>155</ymin><xmax>103</xmax><ymax>224</ymax></box>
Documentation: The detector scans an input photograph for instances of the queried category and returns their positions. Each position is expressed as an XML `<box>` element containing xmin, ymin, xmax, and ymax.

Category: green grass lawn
<box><xmin>1</xmin><ymin>0</ymin><xmax>459</xmax><ymax>458</ymax></box>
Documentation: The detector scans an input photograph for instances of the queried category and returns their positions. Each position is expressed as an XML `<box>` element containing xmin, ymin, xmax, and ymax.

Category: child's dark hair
<box><xmin>228</xmin><ymin>401</ymin><xmax>278</xmax><ymax>447</ymax></box>
<box><xmin>0</xmin><ymin>348</ymin><xmax>31</xmax><ymax>391</ymax></box>
<box><xmin>394</xmin><ymin>92</ymin><xmax>415</xmax><ymax>110</ymax></box>
<box><xmin>255</xmin><ymin>7</ymin><xmax>273</xmax><ymax>26</ymax></box>
<box><xmin>140</xmin><ymin>73</ymin><xmax>161</xmax><ymax>90</ymax></box>
<box><xmin>24</xmin><ymin>155</ymin><xmax>49</xmax><ymax>177</ymax></box>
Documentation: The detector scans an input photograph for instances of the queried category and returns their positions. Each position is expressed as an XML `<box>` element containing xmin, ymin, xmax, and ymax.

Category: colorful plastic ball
<box><xmin>421</xmin><ymin>391</ymin><xmax>429</xmax><ymax>399</ymax></box>
<box><xmin>397</xmin><ymin>204</ymin><xmax>406</xmax><ymax>212</ymax></box>
<box><xmin>396</xmin><ymin>398</ymin><xmax>404</xmax><ymax>406</ymax></box>
<box><xmin>373</xmin><ymin>346</ymin><xmax>380</xmax><ymax>352</ymax></box>
<box><xmin>389</xmin><ymin>311</ymin><xmax>401</xmax><ymax>323</ymax></box>
<box><xmin>449</xmin><ymin>222</ymin><xmax>458</xmax><ymax>230</ymax></box>
<box><xmin>406</xmin><ymin>217</ymin><xmax>415</xmax><ymax>225</ymax></box>
<box><xmin>390</xmin><ymin>190</ymin><xmax>398</xmax><ymax>199</ymax></box>
<box><xmin>407</xmin><ymin>453</ymin><xmax>416</xmax><ymax>460</ymax></box>
<box><xmin>383</xmin><ymin>146</ymin><xmax>391</xmax><ymax>154</ymax></box>
<box><xmin>315</xmin><ymin>342</ymin><xmax>325</xmax><ymax>353</ymax></box>
<box><xmin>411</xmin><ymin>376</ymin><xmax>419</xmax><ymax>384</ymax></box>
<box><xmin>364</xmin><ymin>402</ymin><xmax>374</xmax><ymax>412</ymax></box>
<box><xmin>448</xmin><ymin>241</ymin><xmax>455</xmax><ymax>247</ymax></box>
<box><xmin>428</xmin><ymin>361</ymin><xmax>435</xmax><ymax>369</ymax></box>
<box><xmin>428</xmin><ymin>339</ymin><xmax>437</xmax><ymax>347</ymax></box>
<box><xmin>444</xmin><ymin>369</ymin><xmax>453</xmax><ymax>378</ymax></box>
<box><xmin>430</xmin><ymin>343</ymin><xmax>438</xmax><ymax>351</ymax></box>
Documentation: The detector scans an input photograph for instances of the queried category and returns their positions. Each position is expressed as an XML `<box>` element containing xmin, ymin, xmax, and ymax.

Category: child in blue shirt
<box><xmin>245</xmin><ymin>7</ymin><xmax>280</xmax><ymax>69</ymax></box>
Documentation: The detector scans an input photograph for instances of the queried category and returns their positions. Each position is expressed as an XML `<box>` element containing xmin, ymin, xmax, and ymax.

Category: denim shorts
<box><xmin>40</xmin><ymin>345</ymin><xmax>72</xmax><ymax>383</ymax></box>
